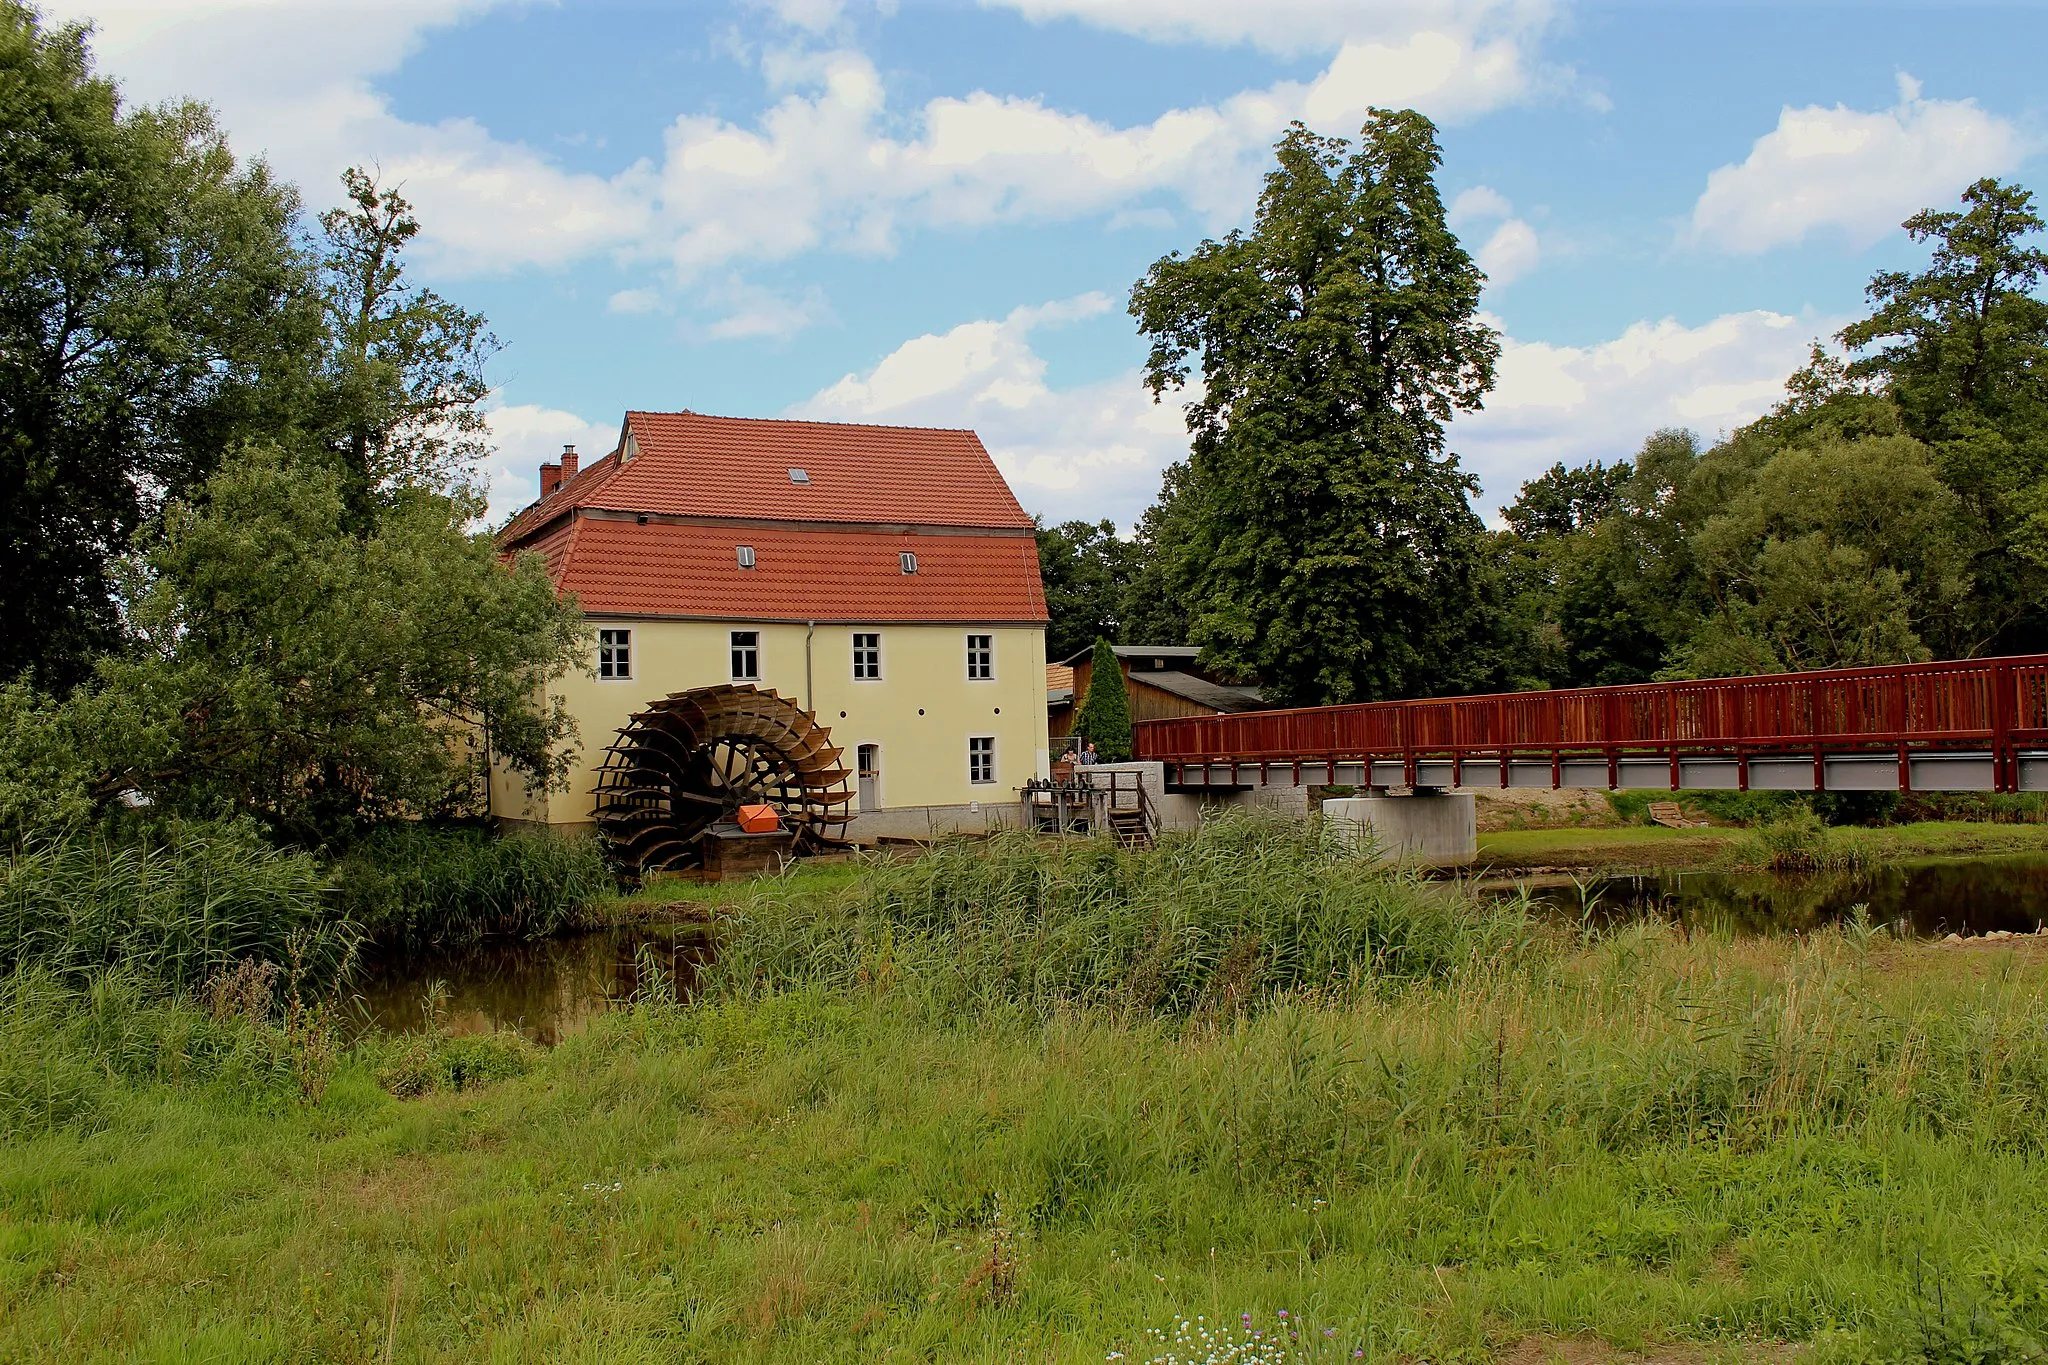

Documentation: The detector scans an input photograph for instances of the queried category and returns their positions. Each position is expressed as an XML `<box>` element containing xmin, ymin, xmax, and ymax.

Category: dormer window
<box><xmin>736</xmin><ymin>545</ymin><xmax>756</xmax><ymax>569</ymax></box>
<box><xmin>900</xmin><ymin>552</ymin><xmax>918</xmax><ymax>574</ymax></box>
<box><xmin>788</xmin><ymin>468</ymin><xmax>810</xmax><ymax>484</ymax></box>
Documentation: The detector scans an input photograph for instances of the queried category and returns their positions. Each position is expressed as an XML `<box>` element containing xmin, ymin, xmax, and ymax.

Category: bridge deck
<box><xmin>1133</xmin><ymin>653</ymin><xmax>2048</xmax><ymax>794</ymax></box>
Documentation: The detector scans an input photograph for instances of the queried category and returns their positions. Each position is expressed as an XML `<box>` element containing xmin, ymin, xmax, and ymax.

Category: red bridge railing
<box><xmin>1133</xmin><ymin>653</ymin><xmax>2048</xmax><ymax>794</ymax></box>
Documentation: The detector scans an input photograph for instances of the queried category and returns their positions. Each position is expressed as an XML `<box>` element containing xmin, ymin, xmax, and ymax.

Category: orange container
<box><xmin>735</xmin><ymin>803</ymin><xmax>782</xmax><ymax>834</ymax></box>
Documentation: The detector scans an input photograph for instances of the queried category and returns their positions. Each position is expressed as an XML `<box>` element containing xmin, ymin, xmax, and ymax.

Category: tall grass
<box><xmin>1738</xmin><ymin>805</ymin><xmax>1872</xmax><ymax>873</ymax></box>
<box><xmin>704</xmin><ymin>815</ymin><xmax>1537</xmax><ymax>1016</ymax></box>
<box><xmin>0</xmin><ymin>968</ymin><xmax>340</xmax><ymax>1140</ymax></box>
<box><xmin>333</xmin><ymin>823</ymin><xmax>614</xmax><ymax>946</ymax></box>
<box><xmin>0</xmin><ymin>824</ymin><xmax>354</xmax><ymax>994</ymax></box>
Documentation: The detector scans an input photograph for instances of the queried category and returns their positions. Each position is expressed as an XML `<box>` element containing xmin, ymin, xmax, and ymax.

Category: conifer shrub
<box><xmin>1074</xmin><ymin>636</ymin><xmax>1134</xmax><ymax>762</ymax></box>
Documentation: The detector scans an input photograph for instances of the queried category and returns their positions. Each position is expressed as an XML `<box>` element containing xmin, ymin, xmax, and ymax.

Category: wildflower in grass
<box><xmin>1121</xmin><ymin>1308</ymin><xmax>1357</xmax><ymax>1363</ymax></box>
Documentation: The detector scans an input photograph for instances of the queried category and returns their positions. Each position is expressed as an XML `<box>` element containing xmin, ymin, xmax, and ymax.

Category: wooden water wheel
<box><xmin>591</xmin><ymin>684</ymin><xmax>852</xmax><ymax>872</ymax></box>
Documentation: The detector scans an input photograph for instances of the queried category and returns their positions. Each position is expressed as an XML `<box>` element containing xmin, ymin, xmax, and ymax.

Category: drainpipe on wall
<box><xmin>805</xmin><ymin>621</ymin><xmax>816</xmax><ymax>713</ymax></box>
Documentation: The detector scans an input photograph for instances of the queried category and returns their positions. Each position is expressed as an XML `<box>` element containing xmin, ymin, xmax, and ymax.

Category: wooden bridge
<box><xmin>1134</xmin><ymin>653</ymin><xmax>2048</xmax><ymax>795</ymax></box>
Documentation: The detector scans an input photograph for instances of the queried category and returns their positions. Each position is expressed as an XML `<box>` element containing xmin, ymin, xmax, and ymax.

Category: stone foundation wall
<box><xmin>842</xmin><ymin>802</ymin><xmax>1021</xmax><ymax>845</ymax></box>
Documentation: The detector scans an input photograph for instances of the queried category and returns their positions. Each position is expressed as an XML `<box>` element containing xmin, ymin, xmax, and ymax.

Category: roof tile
<box><xmin>545</xmin><ymin>520</ymin><xmax>1047</xmax><ymax>623</ymax></box>
<box><xmin>501</xmin><ymin>411</ymin><xmax>1030</xmax><ymax>541</ymax></box>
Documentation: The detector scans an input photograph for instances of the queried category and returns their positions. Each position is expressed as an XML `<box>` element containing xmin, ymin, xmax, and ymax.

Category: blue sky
<box><xmin>50</xmin><ymin>0</ymin><xmax>2048</xmax><ymax>528</ymax></box>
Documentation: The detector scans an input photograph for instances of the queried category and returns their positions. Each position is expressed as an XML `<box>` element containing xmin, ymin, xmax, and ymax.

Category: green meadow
<box><xmin>7</xmin><ymin>821</ymin><xmax>2048</xmax><ymax>1363</ymax></box>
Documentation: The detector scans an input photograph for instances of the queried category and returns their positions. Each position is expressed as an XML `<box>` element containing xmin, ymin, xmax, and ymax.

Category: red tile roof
<box><xmin>517</xmin><ymin>519</ymin><xmax>1047</xmax><ymax>623</ymax></box>
<box><xmin>500</xmin><ymin>411</ymin><xmax>1031</xmax><ymax>543</ymax></box>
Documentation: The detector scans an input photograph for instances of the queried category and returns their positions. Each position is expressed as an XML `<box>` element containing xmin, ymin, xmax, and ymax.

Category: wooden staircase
<box><xmin>1106</xmin><ymin>805</ymin><xmax>1151</xmax><ymax>849</ymax></box>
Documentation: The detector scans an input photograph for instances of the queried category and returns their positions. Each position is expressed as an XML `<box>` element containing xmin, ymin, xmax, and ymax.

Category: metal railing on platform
<box><xmin>1019</xmin><ymin>767</ymin><xmax>1155</xmax><ymax>840</ymax></box>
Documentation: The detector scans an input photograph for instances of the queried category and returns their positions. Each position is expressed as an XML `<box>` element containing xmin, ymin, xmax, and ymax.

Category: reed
<box><xmin>0</xmin><ymin>823</ymin><xmax>354</xmax><ymax>994</ymax></box>
<box><xmin>332</xmin><ymin>823</ymin><xmax>614</xmax><ymax>947</ymax></box>
<box><xmin>702</xmin><ymin>815</ymin><xmax>1537</xmax><ymax>1016</ymax></box>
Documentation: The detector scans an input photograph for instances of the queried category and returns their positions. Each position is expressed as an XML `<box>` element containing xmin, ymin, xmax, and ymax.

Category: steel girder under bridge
<box><xmin>1135</xmin><ymin>653</ymin><xmax>2048</xmax><ymax>795</ymax></box>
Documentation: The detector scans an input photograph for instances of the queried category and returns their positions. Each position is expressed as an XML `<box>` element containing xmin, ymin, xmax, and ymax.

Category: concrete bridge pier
<box><xmin>1321</xmin><ymin>792</ymin><xmax>1477</xmax><ymax>865</ymax></box>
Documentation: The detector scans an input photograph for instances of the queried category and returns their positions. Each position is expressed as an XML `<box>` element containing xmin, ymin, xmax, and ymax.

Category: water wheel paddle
<box><xmin>591</xmin><ymin>684</ymin><xmax>853</xmax><ymax>872</ymax></box>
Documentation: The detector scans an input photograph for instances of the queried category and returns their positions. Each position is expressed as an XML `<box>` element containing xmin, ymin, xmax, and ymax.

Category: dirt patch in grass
<box><xmin>1499</xmin><ymin>1336</ymin><xmax>1806</xmax><ymax>1365</ymax></box>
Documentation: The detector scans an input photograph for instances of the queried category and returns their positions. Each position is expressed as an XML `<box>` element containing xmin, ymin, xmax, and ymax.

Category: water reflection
<box><xmin>1496</xmin><ymin>854</ymin><xmax>2048</xmax><ymax>938</ymax></box>
<box><xmin>353</xmin><ymin>924</ymin><xmax>712</xmax><ymax>1044</ymax></box>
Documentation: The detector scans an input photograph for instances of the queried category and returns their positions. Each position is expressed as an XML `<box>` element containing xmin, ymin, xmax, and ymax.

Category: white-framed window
<box><xmin>852</xmin><ymin>631</ymin><xmax>882</xmax><ymax>680</ymax></box>
<box><xmin>900</xmin><ymin>551</ymin><xmax>918</xmax><ymax>574</ymax></box>
<box><xmin>736</xmin><ymin>545</ymin><xmax>756</xmax><ymax>569</ymax></box>
<box><xmin>730</xmin><ymin>629</ymin><xmax>760</xmax><ymax>680</ymax></box>
<box><xmin>965</xmin><ymin>633</ymin><xmax>993</xmax><ymax>680</ymax></box>
<box><xmin>968</xmin><ymin>735</ymin><xmax>996</xmax><ymax>785</ymax></box>
<box><xmin>598</xmin><ymin>628</ymin><xmax>632</xmax><ymax>680</ymax></box>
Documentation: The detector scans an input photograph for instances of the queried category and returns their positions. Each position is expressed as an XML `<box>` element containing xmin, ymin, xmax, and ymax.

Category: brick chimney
<box><xmin>540</xmin><ymin>461</ymin><xmax>561</xmax><ymax>498</ymax></box>
<box><xmin>559</xmin><ymin>443</ymin><xmax>579</xmax><ymax>482</ymax></box>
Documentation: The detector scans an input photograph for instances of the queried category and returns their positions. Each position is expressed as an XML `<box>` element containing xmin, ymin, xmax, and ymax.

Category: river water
<box><xmin>353</xmin><ymin>924</ymin><xmax>711</xmax><ymax>1044</ymax></box>
<box><xmin>353</xmin><ymin>853</ymin><xmax>2048</xmax><ymax>1041</ymax></box>
<box><xmin>1491</xmin><ymin>852</ymin><xmax>2048</xmax><ymax>939</ymax></box>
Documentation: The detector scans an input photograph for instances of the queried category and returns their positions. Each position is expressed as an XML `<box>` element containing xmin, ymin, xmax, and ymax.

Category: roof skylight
<box><xmin>787</xmin><ymin>467</ymin><xmax>810</xmax><ymax>484</ymax></box>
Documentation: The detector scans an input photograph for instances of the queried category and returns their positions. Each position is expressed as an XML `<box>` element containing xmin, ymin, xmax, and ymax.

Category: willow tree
<box><xmin>1129</xmin><ymin>112</ymin><xmax>1500</xmax><ymax>706</ymax></box>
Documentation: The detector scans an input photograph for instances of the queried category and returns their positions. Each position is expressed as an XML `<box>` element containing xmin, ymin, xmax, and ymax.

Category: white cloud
<box><xmin>794</xmin><ymin>294</ymin><xmax>1192</xmax><ymax>526</ymax></box>
<box><xmin>52</xmin><ymin>2</ymin><xmax>1556</xmax><ymax>280</ymax></box>
<box><xmin>788</xmin><ymin>301</ymin><xmax>1820</xmax><ymax>533</ymax></box>
<box><xmin>984</xmin><ymin>0</ymin><xmax>1554</xmax><ymax>60</ymax></box>
<box><xmin>1447</xmin><ymin>184</ymin><xmax>1537</xmax><ymax>286</ymax></box>
<box><xmin>485</xmin><ymin>302</ymin><xmax>1822</xmax><ymax>537</ymax></box>
<box><xmin>641</xmin><ymin>27</ymin><xmax>1549</xmax><ymax>280</ymax></box>
<box><xmin>753</xmin><ymin>0</ymin><xmax>849</xmax><ymax>33</ymax></box>
<box><xmin>700</xmin><ymin>283</ymin><xmax>834</xmax><ymax>340</ymax></box>
<box><xmin>481</xmin><ymin>402</ymin><xmax>618</xmax><ymax>526</ymax></box>
<box><xmin>45</xmin><ymin>0</ymin><xmax>653</xmax><ymax>275</ymax></box>
<box><xmin>1476</xmin><ymin>217</ymin><xmax>1540</xmax><ymax>286</ymax></box>
<box><xmin>1690</xmin><ymin>74</ymin><xmax>2028</xmax><ymax>253</ymax></box>
<box><xmin>1451</xmin><ymin>309</ymin><xmax>1823</xmax><ymax>517</ymax></box>
<box><xmin>1448</xmin><ymin>183</ymin><xmax>1514</xmax><ymax>227</ymax></box>
<box><xmin>606</xmin><ymin>289</ymin><xmax>661</xmax><ymax>316</ymax></box>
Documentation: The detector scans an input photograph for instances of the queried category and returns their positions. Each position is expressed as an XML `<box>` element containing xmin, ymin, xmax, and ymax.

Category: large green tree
<box><xmin>0</xmin><ymin>4</ymin><xmax>320</xmax><ymax>686</ymax></box>
<box><xmin>1676</xmin><ymin>435</ymin><xmax>1975</xmax><ymax>675</ymax></box>
<box><xmin>310</xmin><ymin>168</ymin><xmax>497</xmax><ymax>517</ymax></box>
<box><xmin>1115</xmin><ymin>460</ymin><xmax>1199</xmax><ymax>649</ymax></box>
<box><xmin>70</xmin><ymin>445</ymin><xmax>586</xmax><ymax>847</ymax></box>
<box><xmin>1035</xmin><ymin>518</ymin><xmax>1139</xmax><ymax>660</ymax></box>
<box><xmin>1839</xmin><ymin>177</ymin><xmax>2048</xmax><ymax>652</ymax></box>
<box><xmin>1129</xmin><ymin>112</ymin><xmax>1499</xmax><ymax>706</ymax></box>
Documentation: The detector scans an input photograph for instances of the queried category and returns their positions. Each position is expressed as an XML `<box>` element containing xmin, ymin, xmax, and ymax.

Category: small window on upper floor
<box><xmin>736</xmin><ymin>545</ymin><xmax>756</xmax><ymax>570</ymax></box>
<box><xmin>598</xmin><ymin>628</ymin><xmax>632</xmax><ymax>680</ymax></box>
<box><xmin>965</xmin><ymin>633</ymin><xmax>993</xmax><ymax>681</ymax></box>
<box><xmin>852</xmin><ymin>631</ymin><xmax>882</xmax><ymax>681</ymax></box>
<box><xmin>730</xmin><ymin>630</ymin><xmax>760</xmax><ymax>680</ymax></box>
<box><xmin>900</xmin><ymin>551</ymin><xmax>918</xmax><ymax>574</ymax></box>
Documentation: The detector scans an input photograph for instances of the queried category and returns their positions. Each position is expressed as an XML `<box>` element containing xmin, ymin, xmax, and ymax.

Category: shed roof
<box><xmin>1133</xmin><ymin>670</ymin><xmax>1266</xmax><ymax>713</ymax></box>
<box><xmin>1057</xmin><ymin>643</ymin><xmax>1203</xmax><ymax>668</ymax></box>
